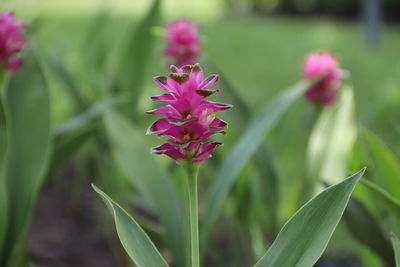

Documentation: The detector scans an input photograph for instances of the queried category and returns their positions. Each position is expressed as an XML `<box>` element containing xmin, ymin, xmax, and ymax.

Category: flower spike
<box><xmin>147</xmin><ymin>64</ymin><xmax>231</xmax><ymax>163</ymax></box>
<box><xmin>302</xmin><ymin>52</ymin><xmax>344</xmax><ymax>106</ymax></box>
<box><xmin>0</xmin><ymin>12</ymin><xmax>26</xmax><ymax>73</ymax></box>
<box><xmin>163</xmin><ymin>20</ymin><xmax>201</xmax><ymax>68</ymax></box>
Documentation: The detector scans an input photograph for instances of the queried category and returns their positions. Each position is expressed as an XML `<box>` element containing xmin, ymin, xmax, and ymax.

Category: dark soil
<box><xmin>27</xmin><ymin>173</ymin><xmax>119</xmax><ymax>267</ymax></box>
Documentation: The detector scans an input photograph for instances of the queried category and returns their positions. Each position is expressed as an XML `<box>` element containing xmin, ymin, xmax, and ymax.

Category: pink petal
<box><xmin>194</xmin><ymin>101</ymin><xmax>232</xmax><ymax>116</ymax></box>
<box><xmin>150</xmin><ymin>93</ymin><xmax>175</xmax><ymax>102</ymax></box>
<box><xmin>210</xmin><ymin>117</ymin><xmax>227</xmax><ymax>130</ymax></box>
<box><xmin>196</xmin><ymin>89</ymin><xmax>219</xmax><ymax>97</ymax></box>
<box><xmin>152</xmin><ymin>143</ymin><xmax>185</xmax><ymax>161</ymax></box>
<box><xmin>154</xmin><ymin>76</ymin><xmax>172</xmax><ymax>92</ymax></box>
<box><xmin>146</xmin><ymin>118</ymin><xmax>175</xmax><ymax>135</ymax></box>
<box><xmin>199</xmin><ymin>74</ymin><xmax>219</xmax><ymax>90</ymax></box>
<box><xmin>184</xmin><ymin>121</ymin><xmax>208</xmax><ymax>139</ymax></box>
<box><xmin>146</xmin><ymin>105</ymin><xmax>181</xmax><ymax>120</ymax></box>
<box><xmin>192</xmin><ymin>141</ymin><xmax>222</xmax><ymax>162</ymax></box>
<box><xmin>162</xmin><ymin>125</ymin><xmax>186</xmax><ymax>140</ymax></box>
<box><xmin>166</xmin><ymin>74</ymin><xmax>189</xmax><ymax>94</ymax></box>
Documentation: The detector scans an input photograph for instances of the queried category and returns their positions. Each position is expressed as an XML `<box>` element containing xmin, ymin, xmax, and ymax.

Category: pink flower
<box><xmin>147</xmin><ymin>64</ymin><xmax>231</xmax><ymax>163</ymax></box>
<box><xmin>0</xmin><ymin>12</ymin><xmax>26</xmax><ymax>73</ymax></box>
<box><xmin>163</xmin><ymin>20</ymin><xmax>201</xmax><ymax>68</ymax></box>
<box><xmin>302</xmin><ymin>52</ymin><xmax>344</xmax><ymax>106</ymax></box>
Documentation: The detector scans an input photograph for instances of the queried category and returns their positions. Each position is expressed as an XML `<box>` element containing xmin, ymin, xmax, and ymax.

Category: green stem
<box><xmin>184</xmin><ymin>161</ymin><xmax>200</xmax><ymax>267</ymax></box>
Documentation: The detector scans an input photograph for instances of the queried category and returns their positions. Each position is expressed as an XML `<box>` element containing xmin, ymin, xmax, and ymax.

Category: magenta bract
<box><xmin>163</xmin><ymin>20</ymin><xmax>201</xmax><ymax>68</ymax></box>
<box><xmin>0</xmin><ymin>12</ymin><xmax>26</xmax><ymax>73</ymax></box>
<box><xmin>302</xmin><ymin>52</ymin><xmax>344</xmax><ymax>106</ymax></box>
<box><xmin>147</xmin><ymin>64</ymin><xmax>231</xmax><ymax>163</ymax></box>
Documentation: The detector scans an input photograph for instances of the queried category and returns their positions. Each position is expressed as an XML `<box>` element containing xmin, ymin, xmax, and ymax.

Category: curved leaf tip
<box><xmin>254</xmin><ymin>168</ymin><xmax>365</xmax><ymax>267</ymax></box>
<box><xmin>92</xmin><ymin>184</ymin><xmax>169</xmax><ymax>267</ymax></box>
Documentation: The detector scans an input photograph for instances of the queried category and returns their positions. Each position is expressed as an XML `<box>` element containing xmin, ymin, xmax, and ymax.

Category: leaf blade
<box><xmin>254</xmin><ymin>168</ymin><xmax>365</xmax><ymax>267</ymax></box>
<box><xmin>103</xmin><ymin>110</ymin><xmax>185</xmax><ymax>267</ymax></box>
<box><xmin>362</xmin><ymin>128</ymin><xmax>400</xmax><ymax>197</ymax></box>
<box><xmin>203</xmin><ymin>81</ymin><xmax>309</xmax><ymax>239</ymax></box>
<box><xmin>2</xmin><ymin>47</ymin><xmax>51</xmax><ymax>262</ymax></box>
<box><xmin>392</xmin><ymin>233</ymin><xmax>400</xmax><ymax>267</ymax></box>
<box><xmin>118</xmin><ymin>0</ymin><xmax>161</xmax><ymax>116</ymax></box>
<box><xmin>92</xmin><ymin>184</ymin><xmax>169</xmax><ymax>267</ymax></box>
<box><xmin>343</xmin><ymin>197</ymin><xmax>395</xmax><ymax>266</ymax></box>
<box><xmin>360</xmin><ymin>179</ymin><xmax>400</xmax><ymax>221</ymax></box>
<box><xmin>305</xmin><ymin>86</ymin><xmax>356</xmax><ymax>191</ymax></box>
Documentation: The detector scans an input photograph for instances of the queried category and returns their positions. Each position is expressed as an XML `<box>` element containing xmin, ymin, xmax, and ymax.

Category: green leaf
<box><xmin>343</xmin><ymin>198</ymin><xmax>395</xmax><ymax>266</ymax></box>
<box><xmin>79</xmin><ymin>8</ymin><xmax>113</xmax><ymax>96</ymax></box>
<box><xmin>1</xmin><ymin>47</ymin><xmax>51</xmax><ymax>264</ymax></box>
<box><xmin>0</xmin><ymin>85</ymin><xmax>8</xmax><ymax>260</ymax></box>
<box><xmin>305</xmin><ymin>86</ymin><xmax>356</xmax><ymax>196</ymax></box>
<box><xmin>54</xmin><ymin>95</ymin><xmax>126</xmax><ymax>136</ymax></box>
<box><xmin>103</xmin><ymin>110</ymin><xmax>185</xmax><ymax>267</ymax></box>
<box><xmin>362</xmin><ymin>128</ymin><xmax>400</xmax><ymax>197</ymax></box>
<box><xmin>202</xmin><ymin>80</ymin><xmax>309</xmax><ymax>240</ymax></box>
<box><xmin>254</xmin><ymin>168</ymin><xmax>365</xmax><ymax>267</ymax></box>
<box><xmin>392</xmin><ymin>233</ymin><xmax>400</xmax><ymax>267</ymax></box>
<box><xmin>215</xmin><ymin>65</ymin><xmax>279</xmax><ymax>233</ymax></box>
<box><xmin>46</xmin><ymin>52</ymin><xmax>89</xmax><ymax>112</ymax></box>
<box><xmin>92</xmin><ymin>185</ymin><xmax>169</xmax><ymax>267</ymax></box>
<box><xmin>118</xmin><ymin>0</ymin><xmax>161</xmax><ymax>116</ymax></box>
<box><xmin>0</xmin><ymin>181</ymin><xmax>7</xmax><ymax>262</ymax></box>
<box><xmin>49</xmin><ymin>96</ymin><xmax>126</xmax><ymax>176</ymax></box>
<box><xmin>49</xmin><ymin>126</ymin><xmax>95</xmax><ymax>176</ymax></box>
<box><xmin>359</xmin><ymin>179</ymin><xmax>400</xmax><ymax>221</ymax></box>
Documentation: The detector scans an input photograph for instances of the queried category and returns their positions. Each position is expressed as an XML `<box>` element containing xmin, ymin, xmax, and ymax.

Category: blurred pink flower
<box><xmin>147</xmin><ymin>64</ymin><xmax>231</xmax><ymax>163</ymax></box>
<box><xmin>163</xmin><ymin>20</ymin><xmax>201</xmax><ymax>68</ymax></box>
<box><xmin>303</xmin><ymin>52</ymin><xmax>344</xmax><ymax>106</ymax></box>
<box><xmin>0</xmin><ymin>12</ymin><xmax>26</xmax><ymax>73</ymax></box>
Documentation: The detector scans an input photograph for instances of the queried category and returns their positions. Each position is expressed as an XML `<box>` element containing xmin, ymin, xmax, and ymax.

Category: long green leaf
<box><xmin>362</xmin><ymin>128</ymin><xmax>400</xmax><ymax>197</ymax></box>
<box><xmin>305</xmin><ymin>86</ymin><xmax>356</xmax><ymax>197</ymax></box>
<box><xmin>254</xmin><ymin>168</ymin><xmax>365</xmax><ymax>267</ymax></box>
<box><xmin>215</xmin><ymin>65</ymin><xmax>279</xmax><ymax>233</ymax></box>
<box><xmin>92</xmin><ymin>185</ymin><xmax>169</xmax><ymax>267</ymax></box>
<box><xmin>343</xmin><ymin>198</ymin><xmax>395</xmax><ymax>266</ymax></box>
<box><xmin>118</xmin><ymin>0</ymin><xmax>161</xmax><ymax>116</ymax></box>
<box><xmin>103</xmin><ymin>110</ymin><xmax>184</xmax><ymax>267</ymax></box>
<box><xmin>54</xmin><ymin>95</ymin><xmax>126</xmax><ymax>136</ymax></box>
<box><xmin>392</xmin><ymin>233</ymin><xmax>400</xmax><ymax>267</ymax></box>
<box><xmin>360</xmin><ymin>179</ymin><xmax>400</xmax><ymax>221</ymax></box>
<box><xmin>0</xmin><ymin>79</ymin><xmax>8</xmax><ymax>260</ymax></box>
<box><xmin>0</xmin><ymin>181</ymin><xmax>6</xmax><ymax>262</ymax></box>
<box><xmin>49</xmin><ymin>126</ymin><xmax>95</xmax><ymax>176</ymax></box>
<box><xmin>80</xmin><ymin>8</ymin><xmax>114</xmax><ymax>96</ymax></box>
<box><xmin>1</xmin><ymin>47</ymin><xmax>51</xmax><ymax>264</ymax></box>
<box><xmin>46</xmin><ymin>52</ymin><xmax>89</xmax><ymax>112</ymax></box>
<box><xmin>203</xmin><ymin>80</ymin><xmax>309</xmax><ymax>240</ymax></box>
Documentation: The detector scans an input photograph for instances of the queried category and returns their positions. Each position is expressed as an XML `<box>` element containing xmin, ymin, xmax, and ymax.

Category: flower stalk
<box><xmin>183</xmin><ymin>161</ymin><xmax>200</xmax><ymax>267</ymax></box>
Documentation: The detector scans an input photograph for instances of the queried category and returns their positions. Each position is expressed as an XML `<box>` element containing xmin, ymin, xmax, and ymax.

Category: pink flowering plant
<box><xmin>0</xmin><ymin>12</ymin><xmax>25</xmax><ymax>76</ymax></box>
<box><xmin>0</xmin><ymin>11</ymin><xmax>52</xmax><ymax>267</ymax></box>
<box><xmin>92</xmin><ymin>56</ymin><xmax>366</xmax><ymax>267</ymax></box>
<box><xmin>302</xmin><ymin>52</ymin><xmax>344</xmax><ymax>106</ymax></box>
<box><xmin>147</xmin><ymin>63</ymin><xmax>231</xmax><ymax>266</ymax></box>
<box><xmin>163</xmin><ymin>20</ymin><xmax>201</xmax><ymax>67</ymax></box>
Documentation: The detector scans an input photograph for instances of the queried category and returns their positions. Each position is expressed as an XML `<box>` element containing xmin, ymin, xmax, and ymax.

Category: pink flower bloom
<box><xmin>147</xmin><ymin>64</ymin><xmax>231</xmax><ymax>163</ymax></box>
<box><xmin>163</xmin><ymin>20</ymin><xmax>201</xmax><ymax>68</ymax></box>
<box><xmin>302</xmin><ymin>52</ymin><xmax>344</xmax><ymax>106</ymax></box>
<box><xmin>0</xmin><ymin>12</ymin><xmax>26</xmax><ymax>73</ymax></box>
